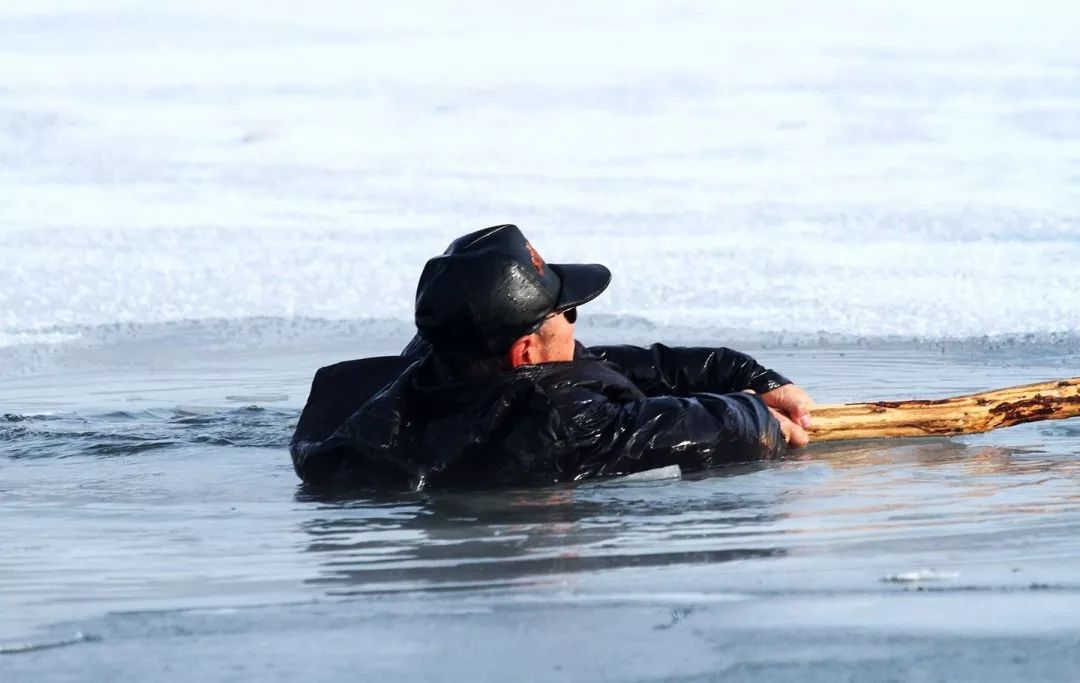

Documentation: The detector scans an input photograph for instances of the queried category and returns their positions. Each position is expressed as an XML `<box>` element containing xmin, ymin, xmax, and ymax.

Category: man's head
<box><xmin>507</xmin><ymin>304</ymin><xmax>578</xmax><ymax>366</ymax></box>
<box><xmin>415</xmin><ymin>224</ymin><xmax>609</xmax><ymax>372</ymax></box>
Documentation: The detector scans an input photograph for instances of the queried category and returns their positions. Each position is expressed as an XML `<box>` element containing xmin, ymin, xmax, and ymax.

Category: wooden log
<box><xmin>807</xmin><ymin>377</ymin><xmax>1080</xmax><ymax>442</ymax></box>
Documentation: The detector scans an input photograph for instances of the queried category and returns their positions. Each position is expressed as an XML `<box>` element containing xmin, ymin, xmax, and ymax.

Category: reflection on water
<box><xmin>291</xmin><ymin>434</ymin><xmax>1080</xmax><ymax>600</ymax></box>
<box><xmin>297</xmin><ymin>481</ymin><xmax>789</xmax><ymax>595</ymax></box>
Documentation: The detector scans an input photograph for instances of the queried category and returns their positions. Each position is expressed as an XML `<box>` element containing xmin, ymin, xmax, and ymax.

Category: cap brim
<box><xmin>549</xmin><ymin>263</ymin><xmax>611</xmax><ymax>310</ymax></box>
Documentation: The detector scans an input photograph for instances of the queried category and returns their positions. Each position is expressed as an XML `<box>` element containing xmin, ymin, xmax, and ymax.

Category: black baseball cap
<box><xmin>415</xmin><ymin>224</ymin><xmax>611</xmax><ymax>355</ymax></box>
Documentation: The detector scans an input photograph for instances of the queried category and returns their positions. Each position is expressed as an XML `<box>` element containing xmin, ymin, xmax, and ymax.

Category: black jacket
<box><xmin>290</xmin><ymin>340</ymin><xmax>790</xmax><ymax>490</ymax></box>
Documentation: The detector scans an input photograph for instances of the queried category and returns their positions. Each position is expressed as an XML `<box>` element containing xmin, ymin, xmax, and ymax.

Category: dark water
<box><xmin>2</xmin><ymin>331</ymin><xmax>1080</xmax><ymax>681</ymax></box>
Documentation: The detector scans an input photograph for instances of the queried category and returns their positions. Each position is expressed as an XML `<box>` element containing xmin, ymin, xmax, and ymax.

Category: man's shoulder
<box><xmin>511</xmin><ymin>356</ymin><xmax>645</xmax><ymax>402</ymax></box>
<box><xmin>293</xmin><ymin>355</ymin><xmax>417</xmax><ymax>446</ymax></box>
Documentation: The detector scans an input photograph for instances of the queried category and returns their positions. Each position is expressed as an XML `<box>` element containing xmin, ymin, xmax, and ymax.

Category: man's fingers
<box><xmin>785</xmin><ymin>419</ymin><xmax>809</xmax><ymax>448</ymax></box>
<box><xmin>768</xmin><ymin>408</ymin><xmax>809</xmax><ymax>448</ymax></box>
<box><xmin>790</xmin><ymin>423</ymin><xmax>809</xmax><ymax>448</ymax></box>
<box><xmin>783</xmin><ymin>389</ymin><xmax>814</xmax><ymax>429</ymax></box>
<box><xmin>775</xmin><ymin>387</ymin><xmax>814</xmax><ymax>429</ymax></box>
<box><xmin>759</xmin><ymin>385</ymin><xmax>814</xmax><ymax>447</ymax></box>
<box><xmin>794</xmin><ymin>401</ymin><xmax>813</xmax><ymax>430</ymax></box>
<box><xmin>786</xmin><ymin>389</ymin><xmax>812</xmax><ymax>427</ymax></box>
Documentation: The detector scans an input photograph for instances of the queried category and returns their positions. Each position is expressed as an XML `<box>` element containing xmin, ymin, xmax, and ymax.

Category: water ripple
<box><xmin>0</xmin><ymin>407</ymin><xmax>296</xmax><ymax>459</ymax></box>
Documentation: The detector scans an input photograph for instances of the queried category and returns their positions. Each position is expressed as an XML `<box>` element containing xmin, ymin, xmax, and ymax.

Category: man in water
<box><xmin>291</xmin><ymin>224</ymin><xmax>813</xmax><ymax>489</ymax></box>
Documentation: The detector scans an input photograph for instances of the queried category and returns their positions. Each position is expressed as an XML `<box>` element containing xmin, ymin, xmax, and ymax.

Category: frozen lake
<box><xmin>2</xmin><ymin>0</ymin><xmax>1080</xmax><ymax>343</ymax></box>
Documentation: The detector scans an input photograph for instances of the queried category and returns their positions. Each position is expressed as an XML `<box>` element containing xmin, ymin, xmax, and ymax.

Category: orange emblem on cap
<box><xmin>525</xmin><ymin>241</ymin><xmax>545</xmax><ymax>276</ymax></box>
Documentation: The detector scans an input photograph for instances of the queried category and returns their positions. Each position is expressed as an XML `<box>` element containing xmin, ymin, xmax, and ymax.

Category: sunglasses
<box><xmin>549</xmin><ymin>307</ymin><xmax>577</xmax><ymax>324</ymax></box>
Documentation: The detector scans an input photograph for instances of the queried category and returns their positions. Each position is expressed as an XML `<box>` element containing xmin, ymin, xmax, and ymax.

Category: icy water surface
<box><xmin>2</xmin><ymin>327</ymin><xmax>1079</xmax><ymax>681</ymax></box>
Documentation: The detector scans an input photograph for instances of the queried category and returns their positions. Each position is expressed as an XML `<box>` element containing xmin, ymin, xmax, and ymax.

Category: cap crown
<box><xmin>415</xmin><ymin>225</ymin><xmax>563</xmax><ymax>355</ymax></box>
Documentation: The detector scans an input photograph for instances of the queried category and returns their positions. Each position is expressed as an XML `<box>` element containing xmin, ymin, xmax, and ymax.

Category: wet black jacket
<box><xmin>290</xmin><ymin>340</ymin><xmax>790</xmax><ymax>490</ymax></box>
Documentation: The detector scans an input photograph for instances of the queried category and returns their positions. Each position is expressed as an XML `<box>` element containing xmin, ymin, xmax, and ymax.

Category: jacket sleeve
<box><xmin>556</xmin><ymin>387</ymin><xmax>787</xmax><ymax>479</ymax></box>
<box><xmin>586</xmin><ymin>343</ymin><xmax>791</xmax><ymax>397</ymax></box>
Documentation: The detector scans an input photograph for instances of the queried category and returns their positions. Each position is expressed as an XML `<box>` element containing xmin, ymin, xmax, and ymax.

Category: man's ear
<box><xmin>507</xmin><ymin>334</ymin><xmax>536</xmax><ymax>369</ymax></box>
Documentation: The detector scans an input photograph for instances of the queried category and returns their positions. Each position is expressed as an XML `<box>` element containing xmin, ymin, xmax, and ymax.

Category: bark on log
<box><xmin>808</xmin><ymin>377</ymin><xmax>1080</xmax><ymax>442</ymax></box>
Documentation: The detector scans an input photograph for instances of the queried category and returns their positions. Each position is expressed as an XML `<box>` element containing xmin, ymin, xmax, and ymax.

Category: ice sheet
<box><xmin>2</xmin><ymin>0</ymin><xmax>1079</xmax><ymax>344</ymax></box>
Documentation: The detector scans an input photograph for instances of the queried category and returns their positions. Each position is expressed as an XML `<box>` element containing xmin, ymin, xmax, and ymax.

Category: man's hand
<box><xmin>761</xmin><ymin>384</ymin><xmax>814</xmax><ymax>448</ymax></box>
<box><xmin>767</xmin><ymin>407</ymin><xmax>810</xmax><ymax>448</ymax></box>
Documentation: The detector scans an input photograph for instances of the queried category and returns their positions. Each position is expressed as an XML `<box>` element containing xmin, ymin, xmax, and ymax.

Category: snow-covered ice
<box><xmin>2</xmin><ymin>0</ymin><xmax>1079</xmax><ymax>344</ymax></box>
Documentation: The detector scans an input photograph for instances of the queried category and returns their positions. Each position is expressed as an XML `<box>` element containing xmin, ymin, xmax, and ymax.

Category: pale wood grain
<box><xmin>808</xmin><ymin>377</ymin><xmax>1080</xmax><ymax>442</ymax></box>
